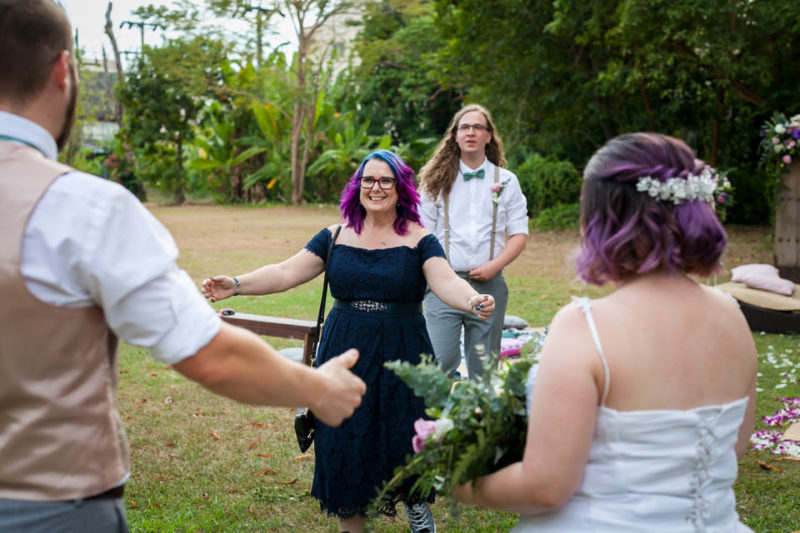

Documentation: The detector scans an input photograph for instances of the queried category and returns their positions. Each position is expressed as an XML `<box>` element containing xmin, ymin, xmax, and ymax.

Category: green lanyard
<box><xmin>0</xmin><ymin>134</ymin><xmax>45</xmax><ymax>156</ymax></box>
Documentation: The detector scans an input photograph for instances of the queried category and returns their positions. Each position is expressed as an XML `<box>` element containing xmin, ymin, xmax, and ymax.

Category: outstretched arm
<box><xmin>202</xmin><ymin>248</ymin><xmax>324</xmax><ymax>302</ymax></box>
<box><xmin>172</xmin><ymin>323</ymin><xmax>366</xmax><ymax>427</ymax></box>
<box><xmin>422</xmin><ymin>256</ymin><xmax>495</xmax><ymax>320</ymax></box>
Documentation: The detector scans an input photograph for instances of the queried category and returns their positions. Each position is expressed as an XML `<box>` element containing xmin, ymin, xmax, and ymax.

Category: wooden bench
<box><xmin>219</xmin><ymin>308</ymin><xmax>318</xmax><ymax>366</ymax></box>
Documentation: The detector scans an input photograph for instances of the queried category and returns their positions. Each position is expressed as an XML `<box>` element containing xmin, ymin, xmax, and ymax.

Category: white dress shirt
<box><xmin>2</xmin><ymin>111</ymin><xmax>219</xmax><ymax>365</ymax></box>
<box><xmin>420</xmin><ymin>158</ymin><xmax>528</xmax><ymax>272</ymax></box>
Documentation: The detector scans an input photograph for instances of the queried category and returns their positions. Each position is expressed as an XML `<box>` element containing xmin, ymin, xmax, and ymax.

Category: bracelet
<box><xmin>232</xmin><ymin>277</ymin><xmax>241</xmax><ymax>296</ymax></box>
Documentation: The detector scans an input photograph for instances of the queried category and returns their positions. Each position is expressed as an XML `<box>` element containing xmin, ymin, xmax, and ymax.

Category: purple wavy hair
<box><xmin>339</xmin><ymin>150</ymin><xmax>422</xmax><ymax>235</ymax></box>
<box><xmin>575</xmin><ymin>133</ymin><xmax>727</xmax><ymax>285</ymax></box>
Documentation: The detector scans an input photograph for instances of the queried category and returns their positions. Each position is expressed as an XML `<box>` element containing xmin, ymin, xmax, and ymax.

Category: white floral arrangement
<box><xmin>635</xmin><ymin>166</ymin><xmax>733</xmax><ymax>220</ymax></box>
<box><xmin>760</xmin><ymin>111</ymin><xmax>800</xmax><ymax>169</ymax></box>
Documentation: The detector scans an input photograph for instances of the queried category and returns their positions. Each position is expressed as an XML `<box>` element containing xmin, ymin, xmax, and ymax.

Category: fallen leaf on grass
<box><xmin>130</xmin><ymin>498</ymin><xmax>138</xmax><ymax>509</ymax></box>
<box><xmin>248</xmin><ymin>506</ymin><xmax>255</xmax><ymax>514</ymax></box>
<box><xmin>256</xmin><ymin>454</ymin><xmax>272</xmax><ymax>459</ymax></box>
<box><xmin>254</xmin><ymin>468</ymin><xmax>276</xmax><ymax>476</ymax></box>
<box><xmin>210</xmin><ymin>432</ymin><xmax>222</xmax><ymax>441</ymax></box>
<box><xmin>164</xmin><ymin>396</ymin><xmax>174</xmax><ymax>404</ymax></box>
<box><xmin>150</xmin><ymin>373</ymin><xmax>158</xmax><ymax>377</ymax></box>
<box><xmin>291</xmin><ymin>454</ymin><xmax>313</xmax><ymax>461</ymax></box>
<box><xmin>269</xmin><ymin>478</ymin><xmax>297</xmax><ymax>485</ymax></box>
<box><xmin>757</xmin><ymin>460</ymin><xmax>784</xmax><ymax>472</ymax></box>
<box><xmin>165</xmin><ymin>442</ymin><xmax>175</xmax><ymax>447</ymax></box>
<box><xmin>249</xmin><ymin>439</ymin><xmax>260</xmax><ymax>449</ymax></box>
<box><xmin>774</xmin><ymin>456</ymin><xmax>800</xmax><ymax>462</ymax></box>
<box><xmin>250</xmin><ymin>423</ymin><xmax>265</xmax><ymax>428</ymax></box>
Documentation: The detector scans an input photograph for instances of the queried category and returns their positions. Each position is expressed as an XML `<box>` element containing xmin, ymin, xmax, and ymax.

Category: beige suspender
<box><xmin>443</xmin><ymin>164</ymin><xmax>500</xmax><ymax>263</ymax></box>
<box><xmin>489</xmin><ymin>165</ymin><xmax>499</xmax><ymax>260</ymax></box>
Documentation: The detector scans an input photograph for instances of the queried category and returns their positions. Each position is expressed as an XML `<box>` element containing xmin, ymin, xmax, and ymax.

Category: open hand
<box><xmin>312</xmin><ymin>349</ymin><xmax>366</xmax><ymax>426</ymax></box>
<box><xmin>201</xmin><ymin>275</ymin><xmax>236</xmax><ymax>302</ymax></box>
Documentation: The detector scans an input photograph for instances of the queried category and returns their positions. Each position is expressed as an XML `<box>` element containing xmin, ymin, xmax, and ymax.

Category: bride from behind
<box><xmin>453</xmin><ymin>132</ymin><xmax>757</xmax><ymax>531</ymax></box>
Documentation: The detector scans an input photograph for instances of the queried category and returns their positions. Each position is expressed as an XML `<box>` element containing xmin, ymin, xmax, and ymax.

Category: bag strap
<box><xmin>311</xmin><ymin>224</ymin><xmax>341</xmax><ymax>365</ymax></box>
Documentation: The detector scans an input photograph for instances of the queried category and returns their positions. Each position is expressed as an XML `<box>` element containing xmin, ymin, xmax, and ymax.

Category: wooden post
<box><xmin>775</xmin><ymin>160</ymin><xmax>800</xmax><ymax>282</ymax></box>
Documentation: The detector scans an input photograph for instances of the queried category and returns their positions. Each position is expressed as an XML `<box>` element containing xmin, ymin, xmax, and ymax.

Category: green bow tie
<box><xmin>463</xmin><ymin>168</ymin><xmax>485</xmax><ymax>181</ymax></box>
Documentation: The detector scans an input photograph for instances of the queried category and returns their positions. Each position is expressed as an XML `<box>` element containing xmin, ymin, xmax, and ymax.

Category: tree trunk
<box><xmin>290</xmin><ymin>101</ymin><xmax>306</xmax><ymax>205</ymax></box>
<box><xmin>174</xmin><ymin>136</ymin><xmax>186</xmax><ymax>205</ymax></box>
<box><xmin>104</xmin><ymin>2</ymin><xmax>124</xmax><ymax>123</ymax></box>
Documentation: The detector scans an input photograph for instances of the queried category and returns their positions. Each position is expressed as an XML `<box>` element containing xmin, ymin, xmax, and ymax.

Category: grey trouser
<box><xmin>0</xmin><ymin>496</ymin><xmax>129</xmax><ymax>533</ymax></box>
<box><xmin>423</xmin><ymin>272</ymin><xmax>508</xmax><ymax>380</ymax></box>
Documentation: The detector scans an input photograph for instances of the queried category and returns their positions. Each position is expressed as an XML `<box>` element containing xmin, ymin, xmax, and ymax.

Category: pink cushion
<box><xmin>500</xmin><ymin>338</ymin><xmax>524</xmax><ymax>358</ymax></box>
<box><xmin>731</xmin><ymin>264</ymin><xmax>795</xmax><ymax>296</ymax></box>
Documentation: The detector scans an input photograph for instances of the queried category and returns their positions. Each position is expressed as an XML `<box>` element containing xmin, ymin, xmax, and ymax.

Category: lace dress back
<box><xmin>514</xmin><ymin>297</ymin><xmax>753</xmax><ymax>532</ymax></box>
<box><xmin>304</xmin><ymin>228</ymin><xmax>444</xmax><ymax>518</ymax></box>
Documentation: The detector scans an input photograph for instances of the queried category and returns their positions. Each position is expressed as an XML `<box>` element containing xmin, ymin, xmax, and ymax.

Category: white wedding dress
<box><xmin>514</xmin><ymin>298</ymin><xmax>753</xmax><ymax>533</ymax></box>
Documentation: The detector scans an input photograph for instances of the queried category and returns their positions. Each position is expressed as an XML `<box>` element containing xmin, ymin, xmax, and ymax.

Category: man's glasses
<box><xmin>457</xmin><ymin>123</ymin><xmax>490</xmax><ymax>133</ymax></box>
<box><xmin>360</xmin><ymin>177</ymin><xmax>397</xmax><ymax>190</ymax></box>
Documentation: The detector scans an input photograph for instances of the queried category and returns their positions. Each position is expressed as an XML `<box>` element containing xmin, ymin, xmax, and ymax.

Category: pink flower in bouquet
<box><xmin>412</xmin><ymin>419</ymin><xmax>437</xmax><ymax>453</ymax></box>
<box><xmin>784</xmin><ymin>155</ymin><xmax>792</xmax><ymax>165</ymax></box>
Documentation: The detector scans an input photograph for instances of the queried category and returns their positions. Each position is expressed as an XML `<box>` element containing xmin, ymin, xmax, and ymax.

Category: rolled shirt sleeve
<box><xmin>23</xmin><ymin>172</ymin><xmax>220</xmax><ymax>365</ymax></box>
<box><xmin>501</xmin><ymin>171</ymin><xmax>529</xmax><ymax>236</ymax></box>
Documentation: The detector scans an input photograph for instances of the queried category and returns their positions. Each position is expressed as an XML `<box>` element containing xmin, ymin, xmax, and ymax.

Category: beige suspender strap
<box><xmin>443</xmin><ymin>193</ymin><xmax>450</xmax><ymax>262</ymax></box>
<box><xmin>489</xmin><ymin>165</ymin><xmax>499</xmax><ymax>260</ymax></box>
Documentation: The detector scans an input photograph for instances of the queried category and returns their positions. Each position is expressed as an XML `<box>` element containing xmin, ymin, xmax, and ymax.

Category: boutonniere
<box><xmin>490</xmin><ymin>179</ymin><xmax>510</xmax><ymax>205</ymax></box>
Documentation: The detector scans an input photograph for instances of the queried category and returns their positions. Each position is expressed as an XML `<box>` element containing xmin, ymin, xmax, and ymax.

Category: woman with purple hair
<box><xmin>453</xmin><ymin>133</ymin><xmax>757</xmax><ymax>532</ymax></box>
<box><xmin>202</xmin><ymin>149</ymin><xmax>494</xmax><ymax>533</ymax></box>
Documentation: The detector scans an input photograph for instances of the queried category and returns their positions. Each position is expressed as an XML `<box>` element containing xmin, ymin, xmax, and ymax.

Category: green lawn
<box><xmin>117</xmin><ymin>206</ymin><xmax>798</xmax><ymax>531</ymax></box>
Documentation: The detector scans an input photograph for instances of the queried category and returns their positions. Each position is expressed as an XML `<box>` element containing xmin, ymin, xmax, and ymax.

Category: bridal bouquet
<box><xmin>371</xmin><ymin>335</ymin><xmax>545</xmax><ymax>512</ymax></box>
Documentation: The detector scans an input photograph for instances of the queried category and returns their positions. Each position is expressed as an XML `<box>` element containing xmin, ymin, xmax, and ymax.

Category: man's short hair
<box><xmin>0</xmin><ymin>0</ymin><xmax>73</xmax><ymax>104</ymax></box>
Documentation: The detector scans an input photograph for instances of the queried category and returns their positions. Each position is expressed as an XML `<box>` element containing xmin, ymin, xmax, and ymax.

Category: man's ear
<box><xmin>51</xmin><ymin>50</ymin><xmax>71</xmax><ymax>92</ymax></box>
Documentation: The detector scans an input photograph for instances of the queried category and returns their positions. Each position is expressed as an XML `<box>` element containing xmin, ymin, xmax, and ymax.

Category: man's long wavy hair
<box><xmin>418</xmin><ymin>104</ymin><xmax>506</xmax><ymax>201</ymax></box>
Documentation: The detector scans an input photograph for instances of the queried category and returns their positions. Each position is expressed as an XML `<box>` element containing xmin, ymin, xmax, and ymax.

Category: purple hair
<box><xmin>339</xmin><ymin>150</ymin><xmax>422</xmax><ymax>235</ymax></box>
<box><xmin>575</xmin><ymin>133</ymin><xmax>727</xmax><ymax>285</ymax></box>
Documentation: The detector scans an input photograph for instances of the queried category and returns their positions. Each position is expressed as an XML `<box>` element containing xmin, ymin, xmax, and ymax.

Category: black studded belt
<box><xmin>333</xmin><ymin>299</ymin><xmax>422</xmax><ymax>314</ymax></box>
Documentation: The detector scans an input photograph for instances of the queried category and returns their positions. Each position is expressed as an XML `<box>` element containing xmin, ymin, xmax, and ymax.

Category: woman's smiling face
<box><xmin>359</xmin><ymin>158</ymin><xmax>398</xmax><ymax>215</ymax></box>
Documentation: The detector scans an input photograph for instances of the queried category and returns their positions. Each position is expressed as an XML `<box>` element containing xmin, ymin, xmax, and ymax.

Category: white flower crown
<box><xmin>635</xmin><ymin>167</ymin><xmax>718</xmax><ymax>205</ymax></box>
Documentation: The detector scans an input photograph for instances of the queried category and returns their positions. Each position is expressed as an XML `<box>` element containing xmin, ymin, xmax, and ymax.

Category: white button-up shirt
<box><xmin>2</xmin><ymin>111</ymin><xmax>219</xmax><ymax>365</ymax></box>
<box><xmin>420</xmin><ymin>158</ymin><xmax>528</xmax><ymax>272</ymax></box>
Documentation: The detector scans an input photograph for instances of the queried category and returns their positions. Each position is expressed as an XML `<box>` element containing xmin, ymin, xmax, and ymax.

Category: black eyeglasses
<box><xmin>360</xmin><ymin>177</ymin><xmax>397</xmax><ymax>190</ymax></box>
<box><xmin>457</xmin><ymin>123</ymin><xmax>490</xmax><ymax>133</ymax></box>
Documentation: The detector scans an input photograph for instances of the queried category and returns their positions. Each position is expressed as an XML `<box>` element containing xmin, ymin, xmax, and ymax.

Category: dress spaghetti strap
<box><xmin>571</xmin><ymin>296</ymin><xmax>611</xmax><ymax>406</ymax></box>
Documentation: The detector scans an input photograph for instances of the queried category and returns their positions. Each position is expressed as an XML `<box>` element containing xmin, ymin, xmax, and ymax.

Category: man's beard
<box><xmin>55</xmin><ymin>62</ymin><xmax>78</xmax><ymax>152</ymax></box>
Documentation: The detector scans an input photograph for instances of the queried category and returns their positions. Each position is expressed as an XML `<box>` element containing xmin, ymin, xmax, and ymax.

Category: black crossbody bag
<box><xmin>294</xmin><ymin>225</ymin><xmax>341</xmax><ymax>453</ymax></box>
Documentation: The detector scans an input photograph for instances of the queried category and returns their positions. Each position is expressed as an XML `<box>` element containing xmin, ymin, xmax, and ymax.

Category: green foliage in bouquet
<box><xmin>371</xmin><ymin>337</ymin><xmax>544</xmax><ymax>514</ymax></box>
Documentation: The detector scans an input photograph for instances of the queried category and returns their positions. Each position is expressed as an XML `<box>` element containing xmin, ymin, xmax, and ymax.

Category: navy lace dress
<box><xmin>305</xmin><ymin>227</ymin><xmax>444</xmax><ymax>518</ymax></box>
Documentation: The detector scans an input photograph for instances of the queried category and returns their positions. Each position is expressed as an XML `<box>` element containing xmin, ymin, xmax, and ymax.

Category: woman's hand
<box><xmin>201</xmin><ymin>275</ymin><xmax>238</xmax><ymax>302</ymax></box>
<box><xmin>469</xmin><ymin>294</ymin><xmax>495</xmax><ymax>320</ymax></box>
